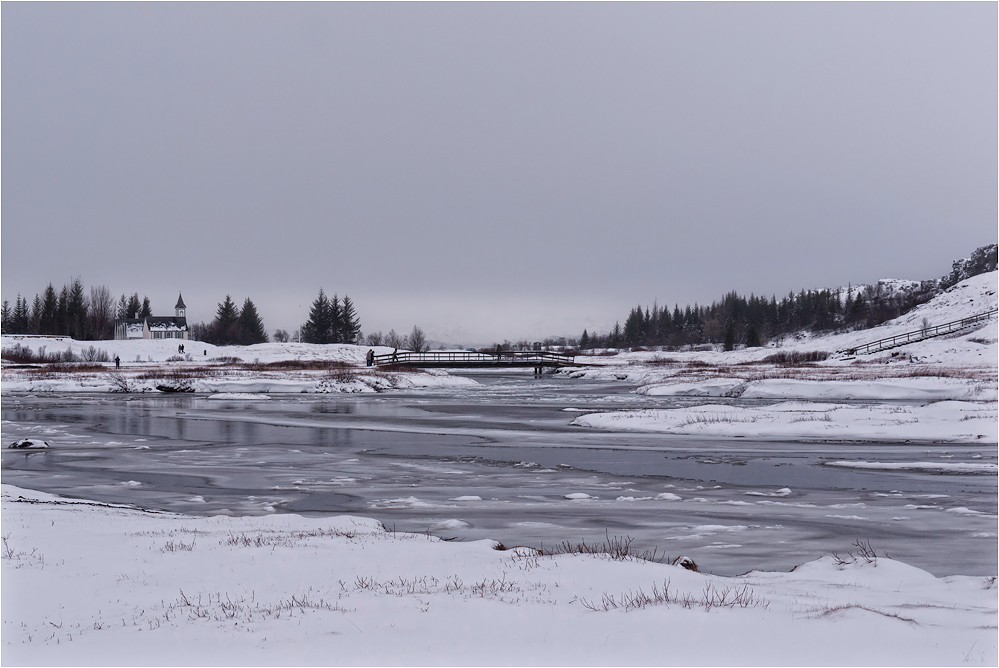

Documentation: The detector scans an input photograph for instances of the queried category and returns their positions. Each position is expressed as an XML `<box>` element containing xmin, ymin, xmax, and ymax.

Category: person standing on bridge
<box><xmin>366</xmin><ymin>349</ymin><xmax>374</xmax><ymax>367</ymax></box>
<box><xmin>496</xmin><ymin>344</ymin><xmax>502</xmax><ymax>361</ymax></box>
<box><xmin>392</xmin><ymin>348</ymin><xmax>398</xmax><ymax>363</ymax></box>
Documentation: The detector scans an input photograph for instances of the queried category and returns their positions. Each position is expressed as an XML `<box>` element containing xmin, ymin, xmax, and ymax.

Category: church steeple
<box><xmin>175</xmin><ymin>293</ymin><xmax>187</xmax><ymax>319</ymax></box>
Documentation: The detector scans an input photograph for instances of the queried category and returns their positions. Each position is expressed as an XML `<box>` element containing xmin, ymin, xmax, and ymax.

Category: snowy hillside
<box><xmin>574</xmin><ymin>271</ymin><xmax>997</xmax><ymax>368</ymax></box>
<box><xmin>805</xmin><ymin>271</ymin><xmax>997</xmax><ymax>362</ymax></box>
<box><xmin>565</xmin><ymin>272</ymin><xmax>997</xmax><ymax>442</ymax></box>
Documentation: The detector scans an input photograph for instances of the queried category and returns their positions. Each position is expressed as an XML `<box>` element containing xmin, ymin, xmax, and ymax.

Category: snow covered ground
<box><xmin>572</xmin><ymin>399</ymin><xmax>997</xmax><ymax>443</ymax></box>
<box><xmin>2</xmin><ymin>484</ymin><xmax>995</xmax><ymax>666</ymax></box>
<box><xmin>0</xmin><ymin>340</ymin><xmax>477</xmax><ymax>394</ymax></box>
<box><xmin>564</xmin><ymin>272</ymin><xmax>998</xmax><ymax>444</ymax></box>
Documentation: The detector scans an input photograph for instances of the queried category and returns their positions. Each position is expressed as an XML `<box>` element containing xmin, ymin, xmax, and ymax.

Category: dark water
<box><xmin>2</xmin><ymin>372</ymin><xmax>996</xmax><ymax>576</ymax></box>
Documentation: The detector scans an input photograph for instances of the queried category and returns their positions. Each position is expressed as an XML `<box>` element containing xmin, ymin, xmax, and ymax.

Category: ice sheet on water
<box><xmin>208</xmin><ymin>393</ymin><xmax>272</xmax><ymax>400</ymax></box>
<box><xmin>826</xmin><ymin>460</ymin><xmax>997</xmax><ymax>474</ymax></box>
<box><xmin>369</xmin><ymin>496</ymin><xmax>456</xmax><ymax>509</ymax></box>
<box><xmin>745</xmin><ymin>487</ymin><xmax>793</xmax><ymax>497</ymax></box>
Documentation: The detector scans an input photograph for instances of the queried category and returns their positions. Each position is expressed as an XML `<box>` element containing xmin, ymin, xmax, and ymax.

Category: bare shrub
<box><xmin>968</xmin><ymin>337</ymin><xmax>996</xmax><ymax>345</ymax></box>
<box><xmin>325</xmin><ymin>361</ymin><xmax>358</xmax><ymax>383</ymax></box>
<box><xmin>1</xmin><ymin>343</ymin><xmax>77</xmax><ymax>364</ymax></box>
<box><xmin>210</xmin><ymin>356</ymin><xmax>242</xmax><ymax>365</ymax></box>
<box><xmin>677</xmin><ymin>413</ymin><xmax>755</xmax><ymax>427</ymax></box>
<box><xmin>243</xmin><ymin>359</ymin><xmax>340</xmax><ymax>371</ymax></box>
<box><xmin>174</xmin><ymin>588</ymin><xmax>350</xmax><ymax>622</ymax></box>
<box><xmin>105</xmin><ymin>373</ymin><xmax>134</xmax><ymax>393</ymax></box>
<box><xmin>832</xmin><ymin>539</ymin><xmax>887</xmax><ymax>566</ymax></box>
<box><xmin>761</xmin><ymin>351</ymin><xmax>830</xmax><ymax>366</ymax></box>
<box><xmin>580</xmin><ymin>579</ymin><xmax>768</xmax><ymax>612</ymax></box>
<box><xmin>161</xmin><ymin>538</ymin><xmax>196</xmax><ymax>552</ymax></box>
<box><xmin>1</xmin><ymin>343</ymin><xmax>36</xmax><ymax>363</ymax></box>
<box><xmin>540</xmin><ymin>531</ymin><xmax>664</xmax><ymax>563</ymax></box>
<box><xmin>137</xmin><ymin>370</ymin><xmax>197</xmax><ymax>392</ymax></box>
<box><xmin>42</xmin><ymin>363</ymin><xmax>105</xmax><ymax>373</ymax></box>
<box><xmin>80</xmin><ymin>345</ymin><xmax>111</xmax><ymax>363</ymax></box>
<box><xmin>647</xmin><ymin>355</ymin><xmax>678</xmax><ymax>366</ymax></box>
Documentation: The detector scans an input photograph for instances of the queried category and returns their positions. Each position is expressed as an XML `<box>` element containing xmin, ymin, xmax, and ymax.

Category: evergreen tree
<box><xmin>41</xmin><ymin>284</ymin><xmax>58</xmax><ymax>335</ymax></box>
<box><xmin>116</xmin><ymin>294</ymin><xmax>129</xmax><ymax>321</ymax></box>
<box><xmin>579</xmin><ymin>329</ymin><xmax>590</xmax><ymax>349</ymax></box>
<box><xmin>746</xmin><ymin>324</ymin><xmax>762</xmax><ymax>347</ymax></box>
<box><xmin>126</xmin><ymin>293</ymin><xmax>141</xmax><ymax>319</ymax></box>
<box><xmin>723</xmin><ymin>323</ymin><xmax>736</xmax><ymax>351</ymax></box>
<box><xmin>329</xmin><ymin>293</ymin><xmax>343</xmax><ymax>344</ymax></box>
<box><xmin>209</xmin><ymin>295</ymin><xmax>240</xmax><ymax>345</ymax></box>
<box><xmin>30</xmin><ymin>294</ymin><xmax>42</xmax><ymax>334</ymax></box>
<box><xmin>238</xmin><ymin>298</ymin><xmax>268</xmax><ymax>344</ymax></box>
<box><xmin>0</xmin><ymin>300</ymin><xmax>10</xmax><ymax>334</ymax></box>
<box><xmin>65</xmin><ymin>278</ymin><xmax>87</xmax><ymax>339</ymax></box>
<box><xmin>13</xmin><ymin>295</ymin><xmax>30</xmax><ymax>334</ymax></box>
<box><xmin>301</xmin><ymin>289</ymin><xmax>334</xmax><ymax>344</ymax></box>
<box><xmin>139</xmin><ymin>296</ymin><xmax>152</xmax><ymax>319</ymax></box>
<box><xmin>55</xmin><ymin>285</ymin><xmax>69</xmax><ymax>335</ymax></box>
<box><xmin>623</xmin><ymin>306</ymin><xmax>644</xmax><ymax>345</ymax></box>
<box><xmin>339</xmin><ymin>295</ymin><xmax>361</xmax><ymax>344</ymax></box>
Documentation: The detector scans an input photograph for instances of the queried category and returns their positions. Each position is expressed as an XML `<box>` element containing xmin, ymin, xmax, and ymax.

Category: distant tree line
<box><xmin>1</xmin><ymin>278</ymin><xmax>150</xmax><ymax>340</ymax></box>
<box><xmin>362</xmin><ymin>325</ymin><xmax>428</xmax><ymax>352</ymax></box>
<box><xmin>584</xmin><ymin>244</ymin><xmax>998</xmax><ymax>350</ymax></box>
<box><xmin>189</xmin><ymin>296</ymin><xmax>268</xmax><ymax>346</ymax></box>
<box><xmin>297</xmin><ymin>289</ymin><xmax>362</xmax><ymax>345</ymax></box>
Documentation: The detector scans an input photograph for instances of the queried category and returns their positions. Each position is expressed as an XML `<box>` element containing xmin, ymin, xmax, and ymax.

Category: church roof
<box><xmin>118</xmin><ymin>316</ymin><xmax>188</xmax><ymax>330</ymax></box>
<box><xmin>175</xmin><ymin>293</ymin><xmax>186</xmax><ymax>309</ymax></box>
<box><xmin>147</xmin><ymin>317</ymin><xmax>187</xmax><ymax>331</ymax></box>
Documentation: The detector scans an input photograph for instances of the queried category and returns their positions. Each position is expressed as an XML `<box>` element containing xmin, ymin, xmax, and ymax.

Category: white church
<box><xmin>114</xmin><ymin>294</ymin><xmax>189</xmax><ymax>340</ymax></box>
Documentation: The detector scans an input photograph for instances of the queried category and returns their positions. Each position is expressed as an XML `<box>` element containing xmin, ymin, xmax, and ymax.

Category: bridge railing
<box><xmin>371</xmin><ymin>350</ymin><xmax>575</xmax><ymax>367</ymax></box>
<box><xmin>841</xmin><ymin>308</ymin><xmax>997</xmax><ymax>356</ymax></box>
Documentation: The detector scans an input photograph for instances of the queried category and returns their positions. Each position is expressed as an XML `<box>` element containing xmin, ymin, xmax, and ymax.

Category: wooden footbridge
<box><xmin>372</xmin><ymin>350</ymin><xmax>578</xmax><ymax>371</ymax></box>
<box><xmin>840</xmin><ymin>308</ymin><xmax>997</xmax><ymax>356</ymax></box>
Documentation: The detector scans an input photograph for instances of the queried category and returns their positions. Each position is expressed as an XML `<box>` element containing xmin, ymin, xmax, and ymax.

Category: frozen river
<box><xmin>3</xmin><ymin>370</ymin><xmax>996</xmax><ymax>576</ymax></box>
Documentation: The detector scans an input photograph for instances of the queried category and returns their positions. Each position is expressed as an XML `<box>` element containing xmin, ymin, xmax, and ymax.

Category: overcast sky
<box><xmin>3</xmin><ymin>3</ymin><xmax>996</xmax><ymax>344</ymax></box>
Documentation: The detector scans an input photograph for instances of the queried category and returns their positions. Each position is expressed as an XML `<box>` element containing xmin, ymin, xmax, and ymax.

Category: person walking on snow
<box><xmin>114</xmin><ymin>355</ymin><xmax>120</xmax><ymax>370</ymax></box>
<box><xmin>366</xmin><ymin>349</ymin><xmax>374</xmax><ymax>367</ymax></box>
